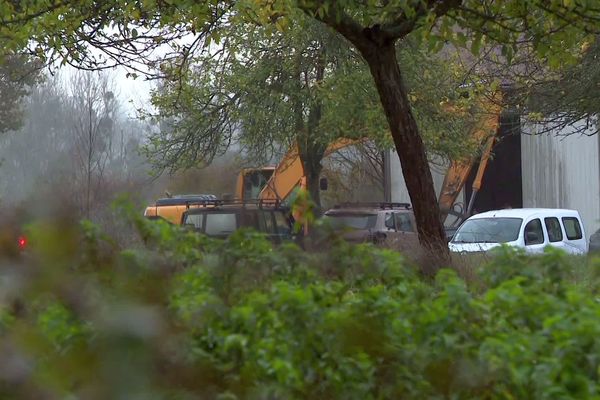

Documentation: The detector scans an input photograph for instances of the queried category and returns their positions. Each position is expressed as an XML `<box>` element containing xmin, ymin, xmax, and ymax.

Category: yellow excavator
<box><xmin>235</xmin><ymin>138</ymin><xmax>364</xmax><ymax>204</ymax></box>
<box><xmin>145</xmin><ymin>96</ymin><xmax>502</xmax><ymax>227</ymax></box>
<box><xmin>236</xmin><ymin>98</ymin><xmax>501</xmax><ymax>227</ymax></box>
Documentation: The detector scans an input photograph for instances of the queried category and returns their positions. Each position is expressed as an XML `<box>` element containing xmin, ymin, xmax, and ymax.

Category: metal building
<box><xmin>388</xmin><ymin>118</ymin><xmax>600</xmax><ymax>236</ymax></box>
<box><xmin>521</xmin><ymin>122</ymin><xmax>600</xmax><ymax>236</ymax></box>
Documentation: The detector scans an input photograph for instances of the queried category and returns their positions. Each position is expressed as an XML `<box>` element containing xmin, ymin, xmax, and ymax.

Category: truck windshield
<box><xmin>452</xmin><ymin>217</ymin><xmax>523</xmax><ymax>243</ymax></box>
<box><xmin>323</xmin><ymin>213</ymin><xmax>378</xmax><ymax>230</ymax></box>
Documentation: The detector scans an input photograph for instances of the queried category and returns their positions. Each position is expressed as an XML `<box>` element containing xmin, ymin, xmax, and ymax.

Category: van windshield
<box><xmin>452</xmin><ymin>217</ymin><xmax>523</xmax><ymax>244</ymax></box>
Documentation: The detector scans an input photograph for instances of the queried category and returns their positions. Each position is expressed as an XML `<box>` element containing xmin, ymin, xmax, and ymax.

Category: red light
<box><xmin>17</xmin><ymin>236</ymin><xmax>27</xmax><ymax>250</ymax></box>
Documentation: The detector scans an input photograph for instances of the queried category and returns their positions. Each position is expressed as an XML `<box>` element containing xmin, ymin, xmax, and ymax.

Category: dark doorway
<box><xmin>465</xmin><ymin>111</ymin><xmax>522</xmax><ymax>213</ymax></box>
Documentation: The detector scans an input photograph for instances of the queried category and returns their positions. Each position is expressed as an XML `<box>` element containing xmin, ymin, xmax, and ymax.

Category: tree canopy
<box><xmin>4</xmin><ymin>1</ymin><xmax>597</xmax><ymax>74</ymax></box>
<box><xmin>525</xmin><ymin>38</ymin><xmax>600</xmax><ymax>135</ymax></box>
<box><xmin>0</xmin><ymin>55</ymin><xmax>41</xmax><ymax>134</ymax></box>
<box><xmin>143</xmin><ymin>13</ymin><xmax>480</xmax><ymax>176</ymax></box>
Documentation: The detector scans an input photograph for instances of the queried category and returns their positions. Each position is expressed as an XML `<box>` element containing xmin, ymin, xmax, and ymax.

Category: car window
<box><xmin>394</xmin><ymin>213</ymin><xmax>413</xmax><ymax>232</ymax></box>
<box><xmin>205</xmin><ymin>213</ymin><xmax>237</xmax><ymax>235</ymax></box>
<box><xmin>257</xmin><ymin>211</ymin><xmax>269</xmax><ymax>232</ymax></box>
<box><xmin>544</xmin><ymin>217</ymin><xmax>563</xmax><ymax>242</ymax></box>
<box><xmin>262</xmin><ymin>211</ymin><xmax>276</xmax><ymax>233</ymax></box>
<box><xmin>384</xmin><ymin>213</ymin><xmax>395</xmax><ymax>230</ymax></box>
<box><xmin>184</xmin><ymin>214</ymin><xmax>203</xmax><ymax>229</ymax></box>
<box><xmin>274</xmin><ymin>212</ymin><xmax>292</xmax><ymax>236</ymax></box>
<box><xmin>524</xmin><ymin>219</ymin><xmax>544</xmax><ymax>245</ymax></box>
<box><xmin>239</xmin><ymin>210</ymin><xmax>258</xmax><ymax>230</ymax></box>
<box><xmin>562</xmin><ymin>217</ymin><xmax>583</xmax><ymax>240</ymax></box>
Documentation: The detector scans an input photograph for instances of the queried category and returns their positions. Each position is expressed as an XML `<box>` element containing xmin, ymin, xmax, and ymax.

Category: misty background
<box><xmin>0</xmin><ymin>67</ymin><xmax>383</xmax><ymax>231</ymax></box>
<box><xmin>0</xmin><ymin>68</ymin><xmax>240</xmax><ymax>226</ymax></box>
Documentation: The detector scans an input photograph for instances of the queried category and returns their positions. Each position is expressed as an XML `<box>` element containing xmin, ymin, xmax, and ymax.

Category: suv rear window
<box><xmin>562</xmin><ymin>217</ymin><xmax>583</xmax><ymax>240</ymax></box>
<box><xmin>323</xmin><ymin>213</ymin><xmax>378</xmax><ymax>230</ymax></box>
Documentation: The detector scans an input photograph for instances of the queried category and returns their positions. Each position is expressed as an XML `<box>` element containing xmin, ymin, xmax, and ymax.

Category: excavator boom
<box><xmin>223</xmin><ymin>89</ymin><xmax>506</xmax><ymax>229</ymax></box>
<box><xmin>237</xmin><ymin>138</ymin><xmax>367</xmax><ymax>202</ymax></box>
<box><xmin>438</xmin><ymin>98</ymin><xmax>502</xmax><ymax>223</ymax></box>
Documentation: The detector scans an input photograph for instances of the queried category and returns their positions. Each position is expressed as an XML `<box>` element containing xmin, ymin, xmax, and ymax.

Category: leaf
<box><xmin>470</xmin><ymin>32</ymin><xmax>483</xmax><ymax>55</ymax></box>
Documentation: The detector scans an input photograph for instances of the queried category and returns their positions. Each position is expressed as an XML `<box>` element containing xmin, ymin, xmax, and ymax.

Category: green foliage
<box><xmin>36</xmin><ymin>302</ymin><xmax>89</xmax><ymax>353</ymax></box>
<box><xmin>289</xmin><ymin>0</ymin><xmax>599</xmax><ymax>66</ymax></box>
<box><xmin>2</xmin><ymin>1</ymin><xmax>597</xmax><ymax>151</ymax></box>
<box><xmin>525</xmin><ymin>37</ymin><xmax>600</xmax><ymax>134</ymax></box>
<box><xmin>143</xmin><ymin>13</ymin><xmax>380</xmax><ymax>171</ymax></box>
<box><xmin>2</xmin><ymin>203</ymin><xmax>600</xmax><ymax>398</ymax></box>
<box><xmin>0</xmin><ymin>54</ymin><xmax>42</xmax><ymax>134</ymax></box>
<box><xmin>145</xmin><ymin>13</ymin><xmax>480</xmax><ymax>174</ymax></box>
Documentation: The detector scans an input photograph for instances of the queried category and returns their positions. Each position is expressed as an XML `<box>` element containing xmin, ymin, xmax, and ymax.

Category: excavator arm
<box><xmin>236</xmin><ymin>95</ymin><xmax>501</xmax><ymax>225</ymax></box>
<box><xmin>236</xmin><ymin>138</ymin><xmax>366</xmax><ymax>201</ymax></box>
<box><xmin>438</xmin><ymin>98</ymin><xmax>502</xmax><ymax>223</ymax></box>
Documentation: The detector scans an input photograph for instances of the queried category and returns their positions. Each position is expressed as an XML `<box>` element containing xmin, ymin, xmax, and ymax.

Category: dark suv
<box><xmin>180</xmin><ymin>200</ymin><xmax>293</xmax><ymax>243</ymax></box>
<box><xmin>321</xmin><ymin>202</ymin><xmax>418</xmax><ymax>246</ymax></box>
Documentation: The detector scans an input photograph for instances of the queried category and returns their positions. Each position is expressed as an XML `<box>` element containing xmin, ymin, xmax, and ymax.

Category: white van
<box><xmin>449</xmin><ymin>208</ymin><xmax>588</xmax><ymax>255</ymax></box>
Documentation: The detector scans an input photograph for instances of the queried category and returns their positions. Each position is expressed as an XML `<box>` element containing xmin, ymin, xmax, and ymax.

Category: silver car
<box><xmin>322</xmin><ymin>202</ymin><xmax>417</xmax><ymax>245</ymax></box>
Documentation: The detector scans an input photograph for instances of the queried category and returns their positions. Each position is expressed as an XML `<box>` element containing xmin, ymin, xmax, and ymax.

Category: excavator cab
<box><xmin>237</xmin><ymin>168</ymin><xmax>275</xmax><ymax>200</ymax></box>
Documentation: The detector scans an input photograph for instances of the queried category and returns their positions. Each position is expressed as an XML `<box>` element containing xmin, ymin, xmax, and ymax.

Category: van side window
<box><xmin>544</xmin><ymin>217</ymin><xmax>563</xmax><ymax>242</ymax></box>
<box><xmin>524</xmin><ymin>219</ymin><xmax>544</xmax><ymax>245</ymax></box>
<box><xmin>562</xmin><ymin>217</ymin><xmax>583</xmax><ymax>240</ymax></box>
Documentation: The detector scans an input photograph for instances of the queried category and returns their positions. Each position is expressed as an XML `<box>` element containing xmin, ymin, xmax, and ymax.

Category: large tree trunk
<box><xmin>297</xmin><ymin>43</ymin><xmax>327</xmax><ymax>211</ymax></box>
<box><xmin>361</xmin><ymin>43</ymin><xmax>448</xmax><ymax>255</ymax></box>
<box><xmin>298</xmin><ymin>148</ymin><xmax>325</xmax><ymax>210</ymax></box>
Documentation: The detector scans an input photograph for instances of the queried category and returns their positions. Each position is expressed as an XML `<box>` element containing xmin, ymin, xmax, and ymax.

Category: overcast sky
<box><xmin>113</xmin><ymin>66</ymin><xmax>154</xmax><ymax>116</ymax></box>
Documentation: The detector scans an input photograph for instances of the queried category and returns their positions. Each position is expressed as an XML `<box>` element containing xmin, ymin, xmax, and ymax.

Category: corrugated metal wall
<box><xmin>521</xmin><ymin>122</ymin><xmax>600</xmax><ymax>236</ymax></box>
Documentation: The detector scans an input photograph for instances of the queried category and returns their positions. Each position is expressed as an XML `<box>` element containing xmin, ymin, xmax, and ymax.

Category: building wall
<box><xmin>521</xmin><ymin>122</ymin><xmax>600</xmax><ymax>235</ymax></box>
<box><xmin>389</xmin><ymin>150</ymin><xmax>448</xmax><ymax>204</ymax></box>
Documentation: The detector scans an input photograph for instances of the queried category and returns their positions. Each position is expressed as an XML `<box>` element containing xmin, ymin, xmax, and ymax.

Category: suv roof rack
<box><xmin>332</xmin><ymin>202</ymin><xmax>412</xmax><ymax>210</ymax></box>
<box><xmin>155</xmin><ymin>194</ymin><xmax>217</xmax><ymax>206</ymax></box>
<box><xmin>184</xmin><ymin>198</ymin><xmax>285</xmax><ymax>210</ymax></box>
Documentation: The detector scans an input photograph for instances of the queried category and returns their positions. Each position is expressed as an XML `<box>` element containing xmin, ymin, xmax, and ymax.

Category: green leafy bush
<box><xmin>1</xmin><ymin>206</ymin><xmax>600</xmax><ymax>399</ymax></box>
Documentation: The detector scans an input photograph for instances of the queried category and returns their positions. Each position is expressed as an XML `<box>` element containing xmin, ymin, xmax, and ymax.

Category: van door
<box><xmin>544</xmin><ymin>216</ymin><xmax>567</xmax><ymax>252</ymax></box>
<box><xmin>523</xmin><ymin>218</ymin><xmax>546</xmax><ymax>254</ymax></box>
<box><xmin>561</xmin><ymin>216</ymin><xmax>587</xmax><ymax>254</ymax></box>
